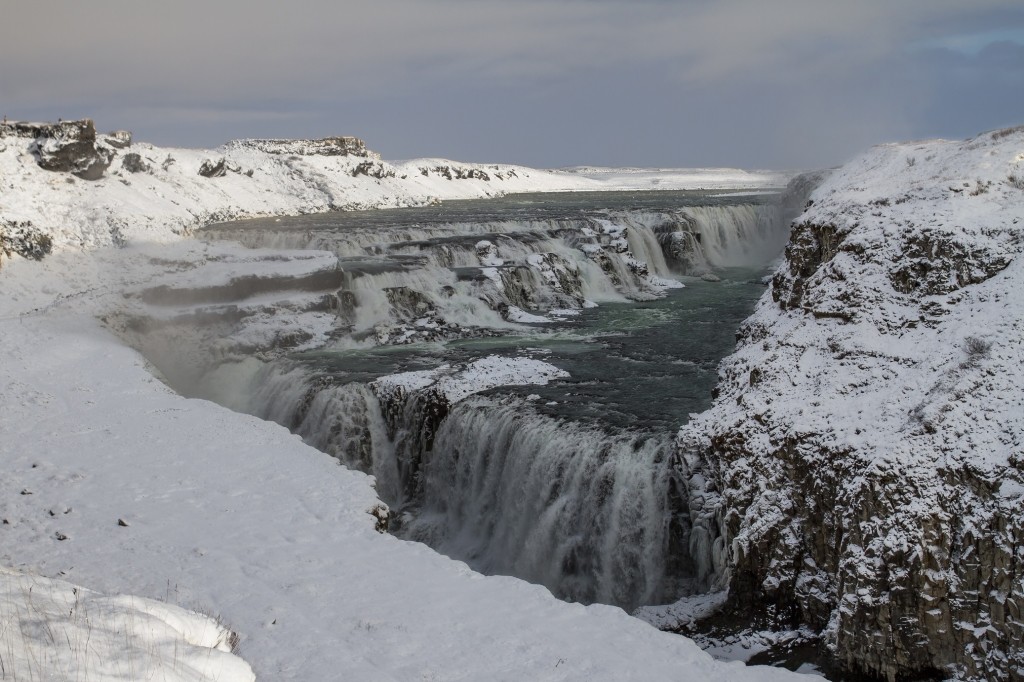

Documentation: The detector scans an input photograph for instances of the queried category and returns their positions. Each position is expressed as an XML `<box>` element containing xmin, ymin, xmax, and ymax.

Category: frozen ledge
<box><xmin>372</xmin><ymin>355</ymin><xmax>569</xmax><ymax>404</ymax></box>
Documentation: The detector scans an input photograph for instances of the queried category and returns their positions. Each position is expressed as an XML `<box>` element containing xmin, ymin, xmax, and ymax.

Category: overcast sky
<box><xmin>2</xmin><ymin>1</ymin><xmax>1022</xmax><ymax>169</ymax></box>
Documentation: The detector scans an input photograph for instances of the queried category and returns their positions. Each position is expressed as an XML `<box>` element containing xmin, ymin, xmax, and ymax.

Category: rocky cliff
<box><xmin>679</xmin><ymin>128</ymin><xmax>1024</xmax><ymax>680</ymax></box>
<box><xmin>225</xmin><ymin>136</ymin><xmax>378</xmax><ymax>158</ymax></box>
<box><xmin>1</xmin><ymin>118</ymin><xmax>120</xmax><ymax>180</ymax></box>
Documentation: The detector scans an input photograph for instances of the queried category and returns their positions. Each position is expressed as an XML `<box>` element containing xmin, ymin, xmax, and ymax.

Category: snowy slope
<box><xmin>555</xmin><ymin>166</ymin><xmax>791</xmax><ymax>191</ymax></box>
<box><xmin>678</xmin><ymin>127</ymin><xmax>1024</xmax><ymax>680</ymax></box>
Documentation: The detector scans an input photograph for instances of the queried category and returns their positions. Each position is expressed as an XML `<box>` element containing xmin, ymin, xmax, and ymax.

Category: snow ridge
<box><xmin>372</xmin><ymin>356</ymin><xmax>570</xmax><ymax>406</ymax></box>
<box><xmin>0</xmin><ymin>567</ymin><xmax>255</xmax><ymax>682</ymax></box>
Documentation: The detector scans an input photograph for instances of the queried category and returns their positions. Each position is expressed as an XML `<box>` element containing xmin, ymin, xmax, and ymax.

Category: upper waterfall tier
<box><xmin>196</xmin><ymin>191</ymin><xmax>783</xmax><ymax>348</ymax></box>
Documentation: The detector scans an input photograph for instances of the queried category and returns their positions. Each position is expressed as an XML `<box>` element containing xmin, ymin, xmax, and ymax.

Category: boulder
<box><xmin>121</xmin><ymin>152</ymin><xmax>151</xmax><ymax>174</ymax></box>
<box><xmin>198</xmin><ymin>157</ymin><xmax>240</xmax><ymax>178</ymax></box>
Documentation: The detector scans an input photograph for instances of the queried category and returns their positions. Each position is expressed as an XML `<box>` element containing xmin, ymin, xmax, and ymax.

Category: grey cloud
<box><xmin>1</xmin><ymin>1</ymin><xmax>1022</xmax><ymax>167</ymax></box>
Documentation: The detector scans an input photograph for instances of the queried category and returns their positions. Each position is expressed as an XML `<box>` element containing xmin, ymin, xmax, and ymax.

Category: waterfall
<box><xmin>605</xmin><ymin>203</ymin><xmax>786</xmax><ymax>274</ymax></box>
<box><xmin>625</xmin><ymin>223</ymin><xmax>671</xmax><ymax>276</ymax></box>
<box><xmin>186</xmin><ymin>358</ymin><xmax>701</xmax><ymax>610</ymax></box>
<box><xmin>203</xmin><ymin>203</ymin><xmax>785</xmax><ymax>339</ymax></box>
<box><xmin>393</xmin><ymin>396</ymin><xmax>694</xmax><ymax>611</ymax></box>
<box><xmin>339</xmin><ymin>266</ymin><xmax>512</xmax><ymax>335</ymax></box>
<box><xmin>133</xmin><ymin>195</ymin><xmax>788</xmax><ymax>614</ymax></box>
<box><xmin>682</xmin><ymin>205</ymin><xmax>785</xmax><ymax>267</ymax></box>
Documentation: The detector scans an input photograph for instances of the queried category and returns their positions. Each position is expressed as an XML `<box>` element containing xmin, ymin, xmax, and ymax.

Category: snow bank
<box><xmin>0</xmin><ymin>567</ymin><xmax>254</xmax><ymax>682</ymax></box>
<box><xmin>373</xmin><ymin>355</ymin><xmax>570</xmax><ymax>405</ymax></box>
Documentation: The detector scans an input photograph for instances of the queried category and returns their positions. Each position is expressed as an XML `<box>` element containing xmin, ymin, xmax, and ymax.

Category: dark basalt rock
<box><xmin>425</xmin><ymin>164</ymin><xmax>491</xmax><ymax>181</ymax></box>
<box><xmin>121</xmin><ymin>152</ymin><xmax>151</xmax><ymax>174</ymax></box>
<box><xmin>351</xmin><ymin>160</ymin><xmax>396</xmax><ymax>179</ymax></box>
<box><xmin>0</xmin><ymin>222</ymin><xmax>52</xmax><ymax>266</ymax></box>
<box><xmin>1</xmin><ymin>220</ymin><xmax>53</xmax><ymax>264</ymax></box>
<box><xmin>372</xmin><ymin>381</ymin><xmax>452</xmax><ymax>504</ymax></box>
<box><xmin>384</xmin><ymin>286</ymin><xmax>435</xmax><ymax>320</ymax></box>
<box><xmin>890</xmin><ymin>229</ymin><xmax>1011</xmax><ymax>295</ymax></box>
<box><xmin>198</xmin><ymin>157</ymin><xmax>241</xmax><ymax>178</ymax></box>
<box><xmin>227</xmin><ymin>137</ymin><xmax>378</xmax><ymax>158</ymax></box>
<box><xmin>771</xmin><ymin>221</ymin><xmax>844</xmax><ymax>310</ymax></box>
<box><xmin>22</xmin><ymin>119</ymin><xmax>115</xmax><ymax>180</ymax></box>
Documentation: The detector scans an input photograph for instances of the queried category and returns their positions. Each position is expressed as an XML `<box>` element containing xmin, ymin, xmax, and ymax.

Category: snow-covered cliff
<box><xmin>680</xmin><ymin>127</ymin><xmax>1024</xmax><ymax>680</ymax></box>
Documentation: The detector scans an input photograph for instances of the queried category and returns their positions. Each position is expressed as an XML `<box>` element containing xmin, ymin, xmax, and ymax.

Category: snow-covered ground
<box><xmin>0</xmin><ymin>125</ymin><xmax>809</xmax><ymax>680</ymax></box>
<box><xmin>373</xmin><ymin>356</ymin><xmax>570</xmax><ymax>405</ymax></box>
<box><xmin>555</xmin><ymin>166</ymin><xmax>791</xmax><ymax>192</ymax></box>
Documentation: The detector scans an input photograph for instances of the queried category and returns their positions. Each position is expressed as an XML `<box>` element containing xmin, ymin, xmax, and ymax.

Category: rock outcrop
<box><xmin>226</xmin><ymin>136</ymin><xmax>378</xmax><ymax>158</ymax></box>
<box><xmin>198</xmin><ymin>157</ymin><xmax>242</xmax><ymax>178</ymax></box>
<box><xmin>0</xmin><ymin>119</ymin><xmax>117</xmax><ymax>180</ymax></box>
<box><xmin>0</xmin><ymin>220</ymin><xmax>52</xmax><ymax>265</ymax></box>
<box><xmin>120</xmin><ymin>152</ymin><xmax>151</xmax><ymax>174</ymax></box>
<box><xmin>680</xmin><ymin>128</ymin><xmax>1024</xmax><ymax>680</ymax></box>
<box><xmin>351</xmin><ymin>160</ymin><xmax>396</xmax><ymax>179</ymax></box>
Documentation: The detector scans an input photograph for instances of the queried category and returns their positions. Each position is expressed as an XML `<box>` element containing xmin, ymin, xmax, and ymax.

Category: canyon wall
<box><xmin>680</xmin><ymin>128</ymin><xmax>1024</xmax><ymax>680</ymax></box>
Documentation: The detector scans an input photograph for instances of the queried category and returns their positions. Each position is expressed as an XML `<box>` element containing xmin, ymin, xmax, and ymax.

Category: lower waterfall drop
<box><xmin>396</xmin><ymin>395</ymin><xmax>691</xmax><ymax>611</ymax></box>
<box><xmin>123</xmin><ymin>189</ymin><xmax>789</xmax><ymax>619</ymax></box>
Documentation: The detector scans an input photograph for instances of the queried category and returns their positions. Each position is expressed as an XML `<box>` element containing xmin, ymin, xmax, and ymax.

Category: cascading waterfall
<box><xmin>204</xmin><ymin>204</ymin><xmax>784</xmax><ymax>328</ymax></box>
<box><xmin>624</xmin><ymin>223</ymin><xmax>671</xmax><ymax>276</ymax></box>
<box><xmin>340</xmin><ymin>266</ymin><xmax>511</xmax><ymax>333</ymax></box>
<box><xmin>133</xmin><ymin>193</ymin><xmax>790</xmax><ymax>614</ymax></box>
<box><xmin>398</xmin><ymin>396</ymin><xmax>693</xmax><ymax>611</ymax></box>
<box><xmin>192</xmin><ymin>358</ymin><xmax>404</xmax><ymax>504</ymax></box>
<box><xmin>684</xmin><ymin>205</ymin><xmax>784</xmax><ymax>267</ymax></box>
<box><xmin>196</xmin><ymin>357</ymin><xmax>704</xmax><ymax>610</ymax></box>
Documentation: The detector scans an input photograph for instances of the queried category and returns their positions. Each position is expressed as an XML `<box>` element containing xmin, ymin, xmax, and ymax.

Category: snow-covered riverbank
<box><xmin>0</xmin><ymin>567</ymin><xmax>255</xmax><ymax>682</ymax></box>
